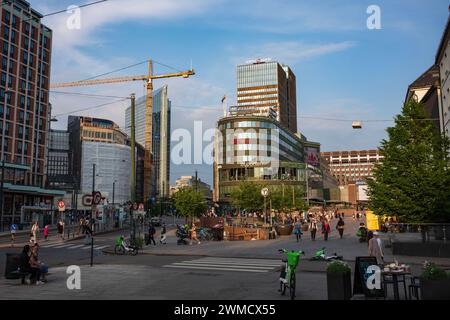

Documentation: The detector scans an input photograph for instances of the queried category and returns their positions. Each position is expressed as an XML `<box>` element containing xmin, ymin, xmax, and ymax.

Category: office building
<box><xmin>213</xmin><ymin>115</ymin><xmax>323</xmax><ymax>203</ymax></box>
<box><xmin>405</xmin><ymin>65</ymin><xmax>443</xmax><ymax>133</ymax></box>
<box><xmin>237</xmin><ymin>59</ymin><xmax>297</xmax><ymax>133</ymax></box>
<box><xmin>171</xmin><ymin>175</ymin><xmax>212</xmax><ymax>200</ymax></box>
<box><xmin>125</xmin><ymin>85</ymin><xmax>171</xmax><ymax>198</ymax></box>
<box><xmin>320</xmin><ymin>150</ymin><xmax>383</xmax><ymax>186</ymax></box>
<box><xmin>67</xmin><ymin>116</ymin><xmax>144</xmax><ymax>208</ymax></box>
<box><xmin>47</xmin><ymin>129</ymin><xmax>74</xmax><ymax>190</ymax></box>
<box><xmin>436</xmin><ymin>15</ymin><xmax>450</xmax><ymax>137</ymax></box>
<box><xmin>0</xmin><ymin>0</ymin><xmax>65</xmax><ymax>229</ymax></box>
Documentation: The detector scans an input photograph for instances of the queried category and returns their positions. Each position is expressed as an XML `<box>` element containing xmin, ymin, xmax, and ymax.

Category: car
<box><xmin>150</xmin><ymin>217</ymin><xmax>162</xmax><ymax>226</ymax></box>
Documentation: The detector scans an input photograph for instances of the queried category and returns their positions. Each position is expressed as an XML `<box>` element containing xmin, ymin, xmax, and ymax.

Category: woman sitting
<box><xmin>19</xmin><ymin>245</ymin><xmax>43</xmax><ymax>285</ymax></box>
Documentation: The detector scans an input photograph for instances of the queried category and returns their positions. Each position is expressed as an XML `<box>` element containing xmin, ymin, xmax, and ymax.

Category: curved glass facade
<box><xmin>214</xmin><ymin>116</ymin><xmax>312</xmax><ymax>201</ymax></box>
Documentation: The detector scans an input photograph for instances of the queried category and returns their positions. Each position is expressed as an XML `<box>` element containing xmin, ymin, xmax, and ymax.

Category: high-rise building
<box><xmin>125</xmin><ymin>85</ymin><xmax>171</xmax><ymax>198</ymax></box>
<box><xmin>236</xmin><ymin>59</ymin><xmax>297</xmax><ymax>133</ymax></box>
<box><xmin>436</xmin><ymin>15</ymin><xmax>450</xmax><ymax>137</ymax></box>
<box><xmin>0</xmin><ymin>1</ymin><xmax>65</xmax><ymax>229</ymax></box>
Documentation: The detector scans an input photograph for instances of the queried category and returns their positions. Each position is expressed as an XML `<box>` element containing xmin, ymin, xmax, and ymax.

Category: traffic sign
<box><xmin>92</xmin><ymin>192</ymin><xmax>102</xmax><ymax>205</ymax></box>
<box><xmin>261</xmin><ymin>188</ymin><xmax>269</xmax><ymax>198</ymax></box>
<box><xmin>138</xmin><ymin>203</ymin><xmax>144</xmax><ymax>211</ymax></box>
<box><xmin>58</xmin><ymin>200</ymin><xmax>65</xmax><ymax>212</ymax></box>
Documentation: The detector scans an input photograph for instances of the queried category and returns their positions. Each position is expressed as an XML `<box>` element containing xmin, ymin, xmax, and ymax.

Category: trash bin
<box><xmin>4</xmin><ymin>253</ymin><xmax>21</xmax><ymax>279</ymax></box>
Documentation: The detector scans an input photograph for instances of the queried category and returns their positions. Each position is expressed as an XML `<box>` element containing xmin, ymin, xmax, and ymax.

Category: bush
<box><xmin>130</xmin><ymin>236</ymin><xmax>144</xmax><ymax>249</ymax></box>
<box><xmin>327</xmin><ymin>260</ymin><xmax>351</xmax><ymax>274</ymax></box>
<box><xmin>421</xmin><ymin>263</ymin><xmax>449</xmax><ymax>281</ymax></box>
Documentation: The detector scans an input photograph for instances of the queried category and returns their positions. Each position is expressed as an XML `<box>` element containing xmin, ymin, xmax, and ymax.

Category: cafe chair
<box><xmin>408</xmin><ymin>276</ymin><xmax>421</xmax><ymax>300</ymax></box>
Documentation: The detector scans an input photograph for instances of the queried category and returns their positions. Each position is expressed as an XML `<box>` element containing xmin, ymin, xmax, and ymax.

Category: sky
<box><xmin>32</xmin><ymin>0</ymin><xmax>449</xmax><ymax>186</ymax></box>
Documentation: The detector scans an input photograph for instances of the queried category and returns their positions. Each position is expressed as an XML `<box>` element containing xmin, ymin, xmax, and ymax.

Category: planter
<box><xmin>420</xmin><ymin>278</ymin><xmax>450</xmax><ymax>300</ymax></box>
<box><xmin>327</xmin><ymin>271</ymin><xmax>352</xmax><ymax>300</ymax></box>
<box><xmin>275</xmin><ymin>224</ymin><xmax>294</xmax><ymax>236</ymax></box>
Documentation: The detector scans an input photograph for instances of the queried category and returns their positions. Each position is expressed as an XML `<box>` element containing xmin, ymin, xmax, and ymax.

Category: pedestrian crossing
<box><xmin>39</xmin><ymin>242</ymin><xmax>110</xmax><ymax>251</ymax></box>
<box><xmin>163</xmin><ymin>257</ymin><xmax>281</xmax><ymax>273</ymax></box>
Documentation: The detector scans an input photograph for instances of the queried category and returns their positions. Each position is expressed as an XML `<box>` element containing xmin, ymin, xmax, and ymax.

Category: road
<box><xmin>0</xmin><ymin>215</ymin><xmax>449</xmax><ymax>300</ymax></box>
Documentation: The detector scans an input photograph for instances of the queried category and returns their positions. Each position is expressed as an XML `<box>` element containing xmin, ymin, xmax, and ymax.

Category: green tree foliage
<box><xmin>230</xmin><ymin>181</ymin><xmax>308</xmax><ymax>213</ymax></box>
<box><xmin>173</xmin><ymin>187</ymin><xmax>207</xmax><ymax>222</ymax></box>
<box><xmin>230</xmin><ymin>181</ymin><xmax>264</xmax><ymax>212</ymax></box>
<box><xmin>367</xmin><ymin>100</ymin><xmax>450</xmax><ymax>223</ymax></box>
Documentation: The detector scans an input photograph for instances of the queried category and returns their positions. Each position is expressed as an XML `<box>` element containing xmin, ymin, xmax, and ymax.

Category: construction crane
<box><xmin>51</xmin><ymin>60</ymin><xmax>195</xmax><ymax>203</ymax></box>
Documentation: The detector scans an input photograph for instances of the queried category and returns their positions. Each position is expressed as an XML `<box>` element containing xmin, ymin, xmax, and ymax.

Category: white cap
<box><xmin>373</xmin><ymin>231</ymin><xmax>379</xmax><ymax>236</ymax></box>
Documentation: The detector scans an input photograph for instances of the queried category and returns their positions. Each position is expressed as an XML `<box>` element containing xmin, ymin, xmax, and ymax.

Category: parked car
<box><xmin>150</xmin><ymin>217</ymin><xmax>162</xmax><ymax>226</ymax></box>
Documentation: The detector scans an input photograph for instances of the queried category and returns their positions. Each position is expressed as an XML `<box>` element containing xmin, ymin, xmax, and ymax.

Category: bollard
<box><xmin>90</xmin><ymin>236</ymin><xmax>94</xmax><ymax>267</ymax></box>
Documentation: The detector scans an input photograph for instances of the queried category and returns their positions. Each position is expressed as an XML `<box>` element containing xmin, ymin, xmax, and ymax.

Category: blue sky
<box><xmin>35</xmin><ymin>0</ymin><xmax>449</xmax><ymax>185</ymax></box>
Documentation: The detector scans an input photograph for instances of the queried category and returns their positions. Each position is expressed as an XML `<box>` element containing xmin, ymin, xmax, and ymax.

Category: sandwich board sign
<box><xmin>353</xmin><ymin>256</ymin><xmax>384</xmax><ymax>298</ymax></box>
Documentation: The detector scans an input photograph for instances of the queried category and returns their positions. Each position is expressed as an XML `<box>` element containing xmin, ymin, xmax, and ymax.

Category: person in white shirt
<box><xmin>368</xmin><ymin>231</ymin><xmax>384</xmax><ymax>264</ymax></box>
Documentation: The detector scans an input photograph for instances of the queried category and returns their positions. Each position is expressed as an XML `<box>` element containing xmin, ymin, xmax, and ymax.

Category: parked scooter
<box><xmin>309</xmin><ymin>247</ymin><xmax>343</xmax><ymax>261</ymax></box>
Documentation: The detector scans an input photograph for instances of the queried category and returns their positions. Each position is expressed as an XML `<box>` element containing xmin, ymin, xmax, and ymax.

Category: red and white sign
<box><xmin>138</xmin><ymin>203</ymin><xmax>144</xmax><ymax>211</ymax></box>
<box><xmin>58</xmin><ymin>201</ymin><xmax>65</xmax><ymax>209</ymax></box>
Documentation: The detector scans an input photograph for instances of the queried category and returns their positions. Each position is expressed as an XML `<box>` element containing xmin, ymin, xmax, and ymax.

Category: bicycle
<box><xmin>278</xmin><ymin>248</ymin><xmax>305</xmax><ymax>300</ymax></box>
<box><xmin>114</xmin><ymin>236</ymin><xmax>138</xmax><ymax>256</ymax></box>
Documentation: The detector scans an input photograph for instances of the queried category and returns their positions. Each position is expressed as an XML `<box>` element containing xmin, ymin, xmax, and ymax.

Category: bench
<box><xmin>7</xmin><ymin>269</ymin><xmax>33</xmax><ymax>284</ymax></box>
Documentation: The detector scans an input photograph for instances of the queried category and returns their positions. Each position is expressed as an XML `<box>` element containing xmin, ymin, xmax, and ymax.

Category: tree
<box><xmin>230</xmin><ymin>181</ymin><xmax>264</xmax><ymax>212</ymax></box>
<box><xmin>367</xmin><ymin>100</ymin><xmax>450</xmax><ymax>223</ymax></box>
<box><xmin>173</xmin><ymin>187</ymin><xmax>207</xmax><ymax>223</ymax></box>
<box><xmin>270</xmin><ymin>185</ymin><xmax>308</xmax><ymax>212</ymax></box>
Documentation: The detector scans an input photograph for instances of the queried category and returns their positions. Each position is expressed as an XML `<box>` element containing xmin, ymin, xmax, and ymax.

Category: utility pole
<box><xmin>91</xmin><ymin>163</ymin><xmax>96</xmax><ymax>220</ymax></box>
<box><xmin>130</xmin><ymin>93</ymin><xmax>136</xmax><ymax>203</ymax></box>
<box><xmin>195</xmin><ymin>170</ymin><xmax>198</xmax><ymax>192</ymax></box>
<box><xmin>305</xmin><ymin>165</ymin><xmax>310</xmax><ymax>207</ymax></box>
<box><xmin>112</xmin><ymin>180</ymin><xmax>116</xmax><ymax>205</ymax></box>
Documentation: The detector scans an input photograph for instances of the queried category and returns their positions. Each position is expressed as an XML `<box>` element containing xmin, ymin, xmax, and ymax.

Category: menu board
<box><xmin>353</xmin><ymin>256</ymin><xmax>384</xmax><ymax>298</ymax></box>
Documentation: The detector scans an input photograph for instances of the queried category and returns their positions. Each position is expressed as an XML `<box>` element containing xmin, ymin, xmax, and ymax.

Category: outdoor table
<box><xmin>382</xmin><ymin>269</ymin><xmax>411</xmax><ymax>300</ymax></box>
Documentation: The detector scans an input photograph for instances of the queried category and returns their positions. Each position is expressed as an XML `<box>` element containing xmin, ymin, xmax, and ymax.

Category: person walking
<box><xmin>336</xmin><ymin>217</ymin><xmax>345</xmax><ymax>239</ymax></box>
<box><xmin>10</xmin><ymin>223</ymin><xmax>17</xmax><ymax>247</ymax></box>
<box><xmin>147</xmin><ymin>223</ymin><xmax>156</xmax><ymax>246</ymax></box>
<box><xmin>309</xmin><ymin>218</ymin><xmax>318</xmax><ymax>241</ymax></box>
<box><xmin>57</xmin><ymin>220</ymin><xmax>64</xmax><ymax>240</ymax></box>
<box><xmin>294</xmin><ymin>220</ymin><xmax>302</xmax><ymax>242</ymax></box>
<box><xmin>30</xmin><ymin>221</ymin><xmax>39</xmax><ymax>244</ymax></box>
<box><xmin>190</xmin><ymin>223</ymin><xmax>200</xmax><ymax>245</ymax></box>
<box><xmin>368</xmin><ymin>231</ymin><xmax>384</xmax><ymax>264</ymax></box>
<box><xmin>43</xmin><ymin>225</ymin><xmax>49</xmax><ymax>241</ymax></box>
<box><xmin>160</xmin><ymin>223</ymin><xmax>167</xmax><ymax>245</ymax></box>
<box><xmin>322</xmin><ymin>219</ymin><xmax>331</xmax><ymax>241</ymax></box>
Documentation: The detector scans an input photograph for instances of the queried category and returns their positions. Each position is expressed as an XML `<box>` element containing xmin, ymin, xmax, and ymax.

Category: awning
<box><xmin>3</xmin><ymin>183</ymin><xmax>66</xmax><ymax>196</ymax></box>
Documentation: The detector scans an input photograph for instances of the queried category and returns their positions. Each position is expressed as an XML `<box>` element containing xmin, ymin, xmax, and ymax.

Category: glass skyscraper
<box><xmin>237</xmin><ymin>60</ymin><xmax>297</xmax><ymax>133</ymax></box>
<box><xmin>125</xmin><ymin>85</ymin><xmax>171</xmax><ymax>198</ymax></box>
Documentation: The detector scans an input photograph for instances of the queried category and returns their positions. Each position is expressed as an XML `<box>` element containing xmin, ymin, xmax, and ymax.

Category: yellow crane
<box><xmin>51</xmin><ymin>60</ymin><xmax>195</xmax><ymax>203</ymax></box>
